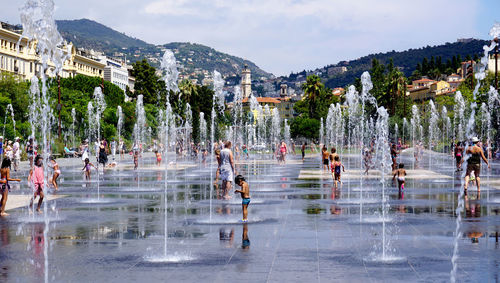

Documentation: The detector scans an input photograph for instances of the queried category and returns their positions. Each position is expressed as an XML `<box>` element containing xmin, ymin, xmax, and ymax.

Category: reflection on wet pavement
<box><xmin>0</xmin><ymin>152</ymin><xmax>499</xmax><ymax>282</ymax></box>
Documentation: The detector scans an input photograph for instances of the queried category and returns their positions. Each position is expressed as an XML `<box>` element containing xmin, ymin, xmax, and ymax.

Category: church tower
<box><xmin>241</xmin><ymin>65</ymin><xmax>252</xmax><ymax>98</ymax></box>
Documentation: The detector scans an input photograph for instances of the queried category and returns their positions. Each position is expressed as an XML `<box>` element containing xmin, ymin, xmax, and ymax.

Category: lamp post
<box><xmin>57</xmin><ymin>75</ymin><xmax>62</xmax><ymax>139</ymax></box>
<box><xmin>495</xmin><ymin>37</ymin><xmax>498</xmax><ymax>90</ymax></box>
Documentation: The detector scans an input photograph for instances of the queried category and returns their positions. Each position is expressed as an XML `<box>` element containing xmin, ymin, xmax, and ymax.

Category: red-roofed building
<box><xmin>332</xmin><ymin>87</ymin><xmax>345</xmax><ymax>96</ymax></box>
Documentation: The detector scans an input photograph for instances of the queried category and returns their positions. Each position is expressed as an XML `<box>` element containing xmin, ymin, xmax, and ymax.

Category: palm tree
<box><xmin>301</xmin><ymin>75</ymin><xmax>323</xmax><ymax>119</ymax></box>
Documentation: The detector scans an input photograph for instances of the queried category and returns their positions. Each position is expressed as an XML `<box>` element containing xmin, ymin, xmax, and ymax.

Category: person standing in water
<box><xmin>464</xmin><ymin>137</ymin><xmax>490</xmax><ymax>193</ymax></box>
<box><xmin>279</xmin><ymin>141</ymin><xmax>287</xmax><ymax>164</ymax></box>
<box><xmin>391</xmin><ymin>143</ymin><xmax>399</xmax><ymax>170</ymax></box>
<box><xmin>329</xmin><ymin>147</ymin><xmax>338</xmax><ymax>165</ymax></box>
<box><xmin>98</xmin><ymin>142</ymin><xmax>108</xmax><ymax>171</ymax></box>
<box><xmin>393</xmin><ymin>163</ymin><xmax>406</xmax><ymax>192</ymax></box>
<box><xmin>82</xmin><ymin>158</ymin><xmax>97</xmax><ymax>181</ymax></box>
<box><xmin>220</xmin><ymin>141</ymin><xmax>235</xmax><ymax>200</ymax></box>
<box><xmin>0</xmin><ymin>159</ymin><xmax>21</xmax><ymax>216</ymax></box>
<box><xmin>331</xmin><ymin>155</ymin><xmax>345</xmax><ymax>188</ymax></box>
<box><xmin>301</xmin><ymin>142</ymin><xmax>307</xmax><ymax>161</ymax></box>
<box><xmin>234</xmin><ymin>175</ymin><xmax>250</xmax><ymax>222</ymax></box>
<box><xmin>155</xmin><ymin>150</ymin><xmax>162</xmax><ymax>166</ymax></box>
<box><xmin>12</xmin><ymin>137</ymin><xmax>20</xmax><ymax>172</ymax></box>
<box><xmin>26</xmin><ymin>137</ymin><xmax>35</xmax><ymax>168</ymax></box>
<box><xmin>454</xmin><ymin>142</ymin><xmax>464</xmax><ymax>172</ymax></box>
<box><xmin>28</xmin><ymin>156</ymin><xmax>45</xmax><ymax>214</ymax></box>
<box><xmin>48</xmin><ymin>156</ymin><xmax>61</xmax><ymax>191</ymax></box>
<box><xmin>133</xmin><ymin>150</ymin><xmax>139</xmax><ymax>170</ymax></box>
<box><xmin>322</xmin><ymin>145</ymin><xmax>330</xmax><ymax>171</ymax></box>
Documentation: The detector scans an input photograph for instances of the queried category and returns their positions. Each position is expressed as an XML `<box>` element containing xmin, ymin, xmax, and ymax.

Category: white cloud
<box><xmin>1</xmin><ymin>0</ymin><xmax>497</xmax><ymax>76</ymax></box>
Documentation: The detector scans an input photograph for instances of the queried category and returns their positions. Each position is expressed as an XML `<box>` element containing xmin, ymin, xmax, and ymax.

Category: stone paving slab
<box><xmin>3</xmin><ymin>194</ymin><xmax>68</xmax><ymax>211</ymax></box>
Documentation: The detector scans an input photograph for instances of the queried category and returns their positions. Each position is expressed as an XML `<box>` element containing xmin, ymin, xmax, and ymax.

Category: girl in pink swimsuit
<box><xmin>28</xmin><ymin>156</ymin><xmax>45</xmax><ymax>214</ymax></box>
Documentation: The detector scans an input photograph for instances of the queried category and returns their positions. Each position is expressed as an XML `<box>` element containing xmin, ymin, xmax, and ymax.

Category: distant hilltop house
<box><xmin>0</xmin><ymin>21</ymin><xmax>134</xmax><ymax>95</ymax></box>
<box><xmin>332</xmin><ymin>87</ymin><xmax>345</xmax><ymax>97</ymax></box>
<box><xmin>327</xmin><ymin>66</ymin><xmax>347</xmax><ymax>77</ymax></box>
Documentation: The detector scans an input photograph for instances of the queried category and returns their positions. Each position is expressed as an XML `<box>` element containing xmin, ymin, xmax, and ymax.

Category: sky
<box><xmin>1</xmin><ymin>0</ymin><xmax>499</xmax><ymax>76</ymax></box>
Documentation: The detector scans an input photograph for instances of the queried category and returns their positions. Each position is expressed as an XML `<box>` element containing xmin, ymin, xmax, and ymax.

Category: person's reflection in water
<box><xmin>216</xmin><ymin>204</ymin><xmax>231</xmax><ymax>216</ymax></box>
<box><xmin>242</xmin><ymin>223</ymin><xmax>250</xmax><ymax>250</ymax></box>
<box><xmin>281</xmin><ymin>177</ymin><xmax>288</xmax><ymax>189</ymax></box>
<box><xmin>330</xmin><ymin>186</ymin><xmax>341</xmax><ymax>215</ymax></box>
<box><xmin>398</xmin><ymin>190</ymin><xmax>406</xmax><ymax>213</ymax></box>
<box><xmin>30</xmin><ymin>223</ymin><xmax>45</xmax><ymax>278</ymax></box>
<box><xmin>0</xmin><ymin>224</ymin><xmax>9</xmax><ymax>281</ymax></box>
<box><xmin>464</xmin><ymin>192</ymin><xmax>483</xmax><ymax>243</ymax></box>
<box><xmin>219</xmin><ymin>227</ymin><xmax>234</xmax><ymax>248</ymax></box>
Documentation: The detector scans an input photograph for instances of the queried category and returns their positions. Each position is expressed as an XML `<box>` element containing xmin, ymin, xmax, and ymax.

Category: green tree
<box><xmin>131</xmin><ymin>59</ymin><xmax>162</xmax><ymax>104</ymax></box>
<box><xmin>301</xmin><ymin>75</ymin><xmax>323</xmax><ymax>119</ymax></box>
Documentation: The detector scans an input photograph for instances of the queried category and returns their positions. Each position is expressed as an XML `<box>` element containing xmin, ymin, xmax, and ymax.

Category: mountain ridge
<box><xmin>55</xmin><ymin>19</ymin><xmax>273</xmax><ymax>80</ymax></box>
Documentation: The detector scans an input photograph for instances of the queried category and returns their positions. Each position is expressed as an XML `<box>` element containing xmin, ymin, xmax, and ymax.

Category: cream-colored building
<box><xmin>489</xmin><ymin>54</ymin><xmax>499</xmax><ymax>74</ymax></box>
<box><xmin>241</xmin><ymin>65</ymin><xmax>252</xmax><ymax>98</ymax></box>
<box><xmin>0</xmin><ymin>23</ymin><xmax>104</xmax><ymax>80</ymax></box>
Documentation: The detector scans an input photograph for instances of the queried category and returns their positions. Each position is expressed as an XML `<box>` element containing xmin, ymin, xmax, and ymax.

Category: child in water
<box><xmin>49</xmin><ymin>156</ymin><xmax>61</xmax><ymax>191</ymax></box>
<box><xmin>393</xmin><ymin>163</ymin><xmax>406</xmax><ymax>191</ymax></box>
<box><xmin>82</xmin><ymin>158</ymin><xmax>97</xmax><ymax>180</ymax></box>
<box><xmin>234</xmin><ymin>175</ymin><xmax>250</xmax><ymax>222</ymax></box>
<box><xmin>133</xmin><ymin>151</ymin><xmax>139</xmax><ymax>170</ymax></box>
<box><xmin>0</xmin><ymin>158</ymin><xmax>21</xmax><ymax>216</ymax></box>
<box><xmin>155</xmin><ymin>150</ymin><xmax>162</xmax><ymax>166</ymax></box>
<box><xmin>28</xmin><ymin>156</ymin><xmax>45</xmax><ymax>214</ymax></box>
<box><xmin>331</xmin><ymin>155</ymin><xmax>345</xmax><ymax>188</ymax></box>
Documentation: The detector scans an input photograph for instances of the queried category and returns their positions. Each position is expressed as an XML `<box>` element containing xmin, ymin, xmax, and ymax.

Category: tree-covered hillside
<box><xmin>283</xmin><ymin>39</ymin><xmax>489</xmax><ymax>89</ymax></box>
<box><xmin>55</xmin><ymin>19</ymin><xmax>273</xmax><ymax>80</ymax></box>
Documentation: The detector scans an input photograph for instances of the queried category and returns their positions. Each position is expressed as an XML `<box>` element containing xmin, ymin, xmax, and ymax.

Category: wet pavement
<box><xmin>0</xmin><ymin>150</ymin><xmax>499</xmax><ymax>282</ymax></box>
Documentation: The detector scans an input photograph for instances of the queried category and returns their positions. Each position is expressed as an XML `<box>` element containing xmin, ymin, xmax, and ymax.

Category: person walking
<box><xmin>464</xmin><ymin>137</ymin><xmax>490</xmax><ymax>193</ymax></box>
<box><xmin>220</xmin><ymin>141</ymin><xmax>235</xmax><ymax>200</ymax></box>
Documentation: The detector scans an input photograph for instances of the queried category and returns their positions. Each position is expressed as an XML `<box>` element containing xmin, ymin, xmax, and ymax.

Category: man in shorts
<box><xmin>464</xmin><ymin>137</ymin><xmax>490</xmax><ymax>193</ymax></box>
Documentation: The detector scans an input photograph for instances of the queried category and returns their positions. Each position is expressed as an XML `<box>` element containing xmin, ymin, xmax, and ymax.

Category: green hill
<box><xmin>55</xmin><ymin>19</ymin><xmax>273</xmax><ymax>80</ymax></box>
<box><xmin>283</xmin><ymin>39</ymin><xmax>489</xmax><ymax>88</ymax></box>
<box><xmin>56</xmin><ymin>19</ymin><xmax>151</xmax><ymax>51</ymax></box>
<box><xmin>162</xmin><ymin>42</ymin><xmax>272</xmax><ymax>80</ymax></box>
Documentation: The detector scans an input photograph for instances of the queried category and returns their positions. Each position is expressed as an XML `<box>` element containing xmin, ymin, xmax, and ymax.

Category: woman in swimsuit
<box><xmin>49</xmin><ymin>156</ymin><xmax>61</xmax><ymax>191</ymax></box>
<box><xmin>0</xmin><ymin>158</ymin><xmax>21</xmax><ymax>216</ymax></box>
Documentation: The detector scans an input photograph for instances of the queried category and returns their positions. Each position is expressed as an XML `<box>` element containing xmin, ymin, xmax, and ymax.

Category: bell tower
<box><xmin>241</xmin><ymin>65</ymin><xmax>252</xmax><ymax>98</ymax></box>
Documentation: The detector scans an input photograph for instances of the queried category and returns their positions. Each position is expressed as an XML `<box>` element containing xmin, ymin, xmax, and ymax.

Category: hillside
<box><xmin>162</xmin><ymin>42</ymin><xmax>272</xmax><ymax>80</ymax></box>
<box><xmin>55</xmin><ymin>19</ymin><xmax>273</xmax><ymax>80</ymax></box>
<box><xmin>282</xmin><ymin>39</ymin><xmax>489</xmax><ymax>89</ymax></box>
<box><xmin>56</xmin><ymin>19</ymin><xmax>152</xmax><ymax>51</ymax></box>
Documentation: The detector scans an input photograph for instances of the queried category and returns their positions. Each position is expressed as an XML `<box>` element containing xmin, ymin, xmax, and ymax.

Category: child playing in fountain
<box><xmin>0</xmin><ymin>159</ymin><xmax>21</xmax><ymax>216</ymax></box>
<box><xmin>48</xmin><ymin>156</ymin><xmax>60</xmax><ymax>191</ymax></box>
<box><xmin>392</xmin><ymin>163</ymin><xmax>406</xmax><ymax>191</ymax></box>
<box><xmin>234</xmin><ymin>175</ymin><xmax>250</xmax><ymax>222</ymax></box>
<box><xmin>28</xmin><ymin>156</ymin><xmax>45</xmax><ymax>214</ymax></box>
<box><xmin>331</xmin><ymin>155</ymin><xmax>345</xmax><ymax>188</ymax></box>
<box><xmin>133</xmin><ymin>150</ymin><xmax>139</xmax><ymax>170</ymax></box>
<box><xmin>82</xmin><ymin>158</ymin><xmax>97</xmax><ymax>181</ymax></box>
<box><xmin>155</xmin><ymin>150</ymin><xmax>162</xmax><ymax>166</ymax></box>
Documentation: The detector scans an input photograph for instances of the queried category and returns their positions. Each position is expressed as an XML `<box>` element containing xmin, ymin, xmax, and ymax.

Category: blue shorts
<box><xmin>242</xmin><ymin>198</ymin><xmax>251</xmax><ymax>205</ymax></box>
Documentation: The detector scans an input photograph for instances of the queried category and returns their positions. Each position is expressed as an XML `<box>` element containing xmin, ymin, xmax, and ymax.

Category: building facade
<box><xmin>0</xmin><ymin>23</ymin><xmax>104</xmax><ymax>81</ymax></box>
<box><xmin>98</xmin><ymin>55</ymin><xmax>129</xmax><ymax>92</ymax></box>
